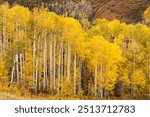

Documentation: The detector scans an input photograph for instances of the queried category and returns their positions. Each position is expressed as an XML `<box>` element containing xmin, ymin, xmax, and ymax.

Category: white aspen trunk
<box><xmin>61</xmin><ymin>43</ymin><xmax>64</xmax><ymax>83</ymax></box>
<box><xmin>33</xmin><ymin>27</ymin><xmax>36</xmax><ymax>88</ymax></box>
<box><xmin>100</xmin><ymin>62</ymin><xmax>103</xmax><ymax>98</ymax></box>
<box><xmin>16</xmin><ymin>54</ymin><xmax>19</xmax><ymax>83</ymax></box>
<box><xmin>67</xmin><ymin>43</ymin><xmax>71</xmax><ymax>80</ymax></box>
<box><xmin>95</xmin><ymin>65</ymin><xmax>97</xmax><ymax>96</ymax></box>
<box><xmin>38</xmin><ymin>53</ymin><xmax>40</xmax><ymax>91</ymax></box>
<box><xmin>39</xmin><ymin>42</ymin><xmax>43</xmax><ymax>91</ymax></box>
<box><xmin>78</xmin><ymin>60</ymin><xmax>82</xmax><ymax>92</ymax></box>
<box><xmin>22</xmin><ymin>53</ymin><xmax>25</xmax><ymax>85</ymax></box>
<box><xmin>35</xmin><ymin>51</ymin><xmax>38</xmax><ymax>94</ymax></box>
<box><xmin>46</xmin><ymin>37</ymin><xmax>48</xmax><ymax>91</ymax></box>
<box><xmin>10</xmin><ymin>59</ymin><xmax>15</xmax><ymax>86</ymax></box>
<box><xmin>14</xmin><ymin>22</ymin><xmax>19</xmax><ymax>84</ymax></box>
<box><xmin>58</xmin><ymin>46</ymin><xmax>61</xmax><ymax>95</ymax></box>
<box><xmin>20</xmin><ymin>54</ymin><xmax>23</xmax><ymax>85</ymax></box>
<box><xmin>35</xmin><ymin>40</ymin><xmax>40</xmax><ymax>94</ymax></box>
<box><xmin>61</xmin><ymin>32</ymin><xmax>64</xmax><ymax>80</ymax></box>
<box><xmin>100</xmin><ymin>88</ymin><xmax>103</xmax><ymax>98</ymax></box>
<box><xmin>74</xmin><ymin>47</ymin><xmax>77</xmax><ymax>95</ymax></box>
<box><xmin>53</xmin><ymin>35</ymin><xmax>56</xmax><ymax>90</ymax></box>
<box><xmin>43</xmin><ymin>31</ymin><xmax>47</xmax><ymax>91</ymax></box>
<box><xmin>50</xmin><ymin>32</ymin><xmax>53</xmax><ymax>89</ymax></box>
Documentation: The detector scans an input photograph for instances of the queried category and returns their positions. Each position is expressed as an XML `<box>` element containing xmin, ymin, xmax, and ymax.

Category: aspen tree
<box><xmin>144</xmin><ymin>8</ymin><xmax>150</xmax><ymax>99</ymax></box>
<box><xmin>87</xmin><ymin>36</ymin><xmax>122</xmax><ymax>97</ymax></box>
<box><xmin>0</xmin><ymin>3</ymin><xmax>9</xmax><ymax>55</ymax></box>
<box><xmin>7</xmin><ymin>5</ymin><xmax>30</xmax><ymax>86</ymax></box>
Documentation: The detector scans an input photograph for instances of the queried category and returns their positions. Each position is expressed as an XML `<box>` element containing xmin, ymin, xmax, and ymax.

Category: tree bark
<box><xmin>16</xmin><ymin>54</ymin><xmax>19</xmax><ymax>83</ymax></box>
<box><xmin>61</xmin><ymin>43</ymin><xmax>64</xmax><ymax>83</ymax></box>
<box><xmin>53</xmin><ymin>34</ymin><xmax>56</xmax><ymax>90</ymax></box>
<box><xmin>78</xmin><ymin>60</ymin><xmax>82</xmax><ymax>93</ymax></box>
<box><xmin>33</xmin><ymin>26</ymin><xmax>36</xmax><ymax>89</ymax></box>
<box><xmin>74</xmin><ymin>47</ymin><xmax>77</xmax><ymax>95</ymax></box>
<box><xmin>20</xmin><ymin>54</ymin><xmax>23</xmax><ymax>85</ymax></box>
<box><xmin>35</xmin><ymin>40</ymin><xmax>40</xmax><ymax>94</ymax></box>
<box><xmin>58</xmin><ymin>45</ymin><xmax>61</xmax><ymax>94</ymax></box>
<box><xmin>67</xmin><ymin>43</ymin><xmax>71</xmax><ymax>80</ymax></box>
<box><xmin>64</xmin><ymin>43</ymin><xmax>67</xmax><ymax>78</ymax></box>
<box><xmin>43</xmin><ymin>30</ymin><xmax>47</xmax><ymax>91</ymax></box>
<box><xmin>35</xmin><ymin>54</ymin><xmax>38</xmax><ymax>94</ymax></box>
<box><xmin>95</xmin><ymin>65</ymin><xmax>97</xmax><ymax>96</ymax></box>
<box><xmin>50</xmin><ymin>31</ymin><xmax>53</xmax><ymax>89</ymax></box>
<box><xmin>10</xmin><ymin>59</ymin><xmax>15</xmax><ymax>86</ymax></box>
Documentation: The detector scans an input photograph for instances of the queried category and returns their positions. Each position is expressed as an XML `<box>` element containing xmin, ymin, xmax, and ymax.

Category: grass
<box><xmin>0</xmin><ymin>92</ymin><xmax>148</xmax><ymax>100</ymax></box>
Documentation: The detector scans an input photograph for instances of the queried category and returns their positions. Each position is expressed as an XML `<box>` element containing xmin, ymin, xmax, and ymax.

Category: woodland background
<box><xmin>0</xmin><ymin>0</ymin><xmax>150</xmax><ymax>99</ymax></box>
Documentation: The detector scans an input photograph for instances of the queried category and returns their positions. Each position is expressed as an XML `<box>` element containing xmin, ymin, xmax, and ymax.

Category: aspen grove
<box><xmin>0</xmin><ymin>3</ymin><xmax>150</xmax><ymax>99</ymax></box>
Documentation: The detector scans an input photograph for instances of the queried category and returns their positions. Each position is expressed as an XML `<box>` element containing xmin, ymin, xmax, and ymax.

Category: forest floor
<box><xmin>0</xmin><ymin>92</ymin><xmax>135</xmax><ymax>100</ymax></box>
<box><xmin>0</xmin><ymin>92</ymin><xmax>25</xmax><ymax>100</ymax></box>
<box><xmin>0</xmin><ymin>92</ymin><xmax>80</xmax><ymax>100</ymax></box>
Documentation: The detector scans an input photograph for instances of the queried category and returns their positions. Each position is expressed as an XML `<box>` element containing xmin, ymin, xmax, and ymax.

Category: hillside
<box><xmin>0</xmin><ymin>0</ymin><xmax>150</xmax><ymax>23</ymax></box>
<box><xmin>89</xmin><ymin>0</ymin><xmax>150</xmax><ymax>23</ymax></box>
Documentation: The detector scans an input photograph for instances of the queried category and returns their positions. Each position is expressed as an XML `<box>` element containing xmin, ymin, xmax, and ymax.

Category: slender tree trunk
<box><xmin>22</xmin><ymin>53</ymin><xmax>25</xmax><ymax>85</ymax></box>
<box><xmin>53</xmin><ymin>34</ymin><xmax>56</xmax><ymax>90</ymax></box>
<box><xmin>64</xmin><ymin>43</ymin><xmax>67</xmax><ymax>78</ymax></box>
<box><xmin>35</xmin><ymin>51</ymin><xmax>38</xmax><ymax>94</ymax></box>
<box><xmin>33</xmin><ymin>27</ymin><xmax>36</xmax><ymax>89</ymax></box>
<box><xmin>61</xmin><ymin>43</ymin><xmax>64</xmax><ymax>83</ymax></box>
<box><xmin>39</xmin><ymin>42</ymin><xmax>43</xmax><ymax>91</ymax></box>
<box><xmin>16</xmin><ymin>54</ymin><xmax>19</xmax><ymax>83</ymax></box>
<box><xmin>78</xmin><ymin>60</ymin><xmax>82</xmax><ymax>92</ymax></box>
<box><xmin>58</xmin><ymin>46</ymin><xmax>61</xmax><ymax>95</ymax></box>
<box><xmin>43</xmin><ymin>30</ymin><xmax>47</xmax><ymax>91</ymax></box>
<box><xmin>74</xmin><ymin>47</ymin><xmax>77</xmax><ymax>95</ymax></box>
<box><xmin>35</xmin><ymin>40</ymin><xmax>40</xmax><ymax>94</ymax></box>
<box><xmin>20</xmin><ymin>54</ymin><xmax>23</xmax><ymax>85</ymax></box>
<box><xmin>100</xmin><ymin>62</ymin><xmax>103</xmax><ymax>98</ymax></box>
<box><xmin>67</xmin><ymin>43</ymin><xmax>71</xmax><ymax>80</ymax></box>
<box><xmin>95</xmin><ymin>65</ymin><xmax>97</xmax><ymax>96</ymax></box>
<box><xmin>50</xmin><ymin>32</ymin><xmax>53</xmax><ymax>89</ymax></box>
<box><xmin>10</xmin><ymin>59</ymin><xmax>15</xmax><ymax>86</ymax></box>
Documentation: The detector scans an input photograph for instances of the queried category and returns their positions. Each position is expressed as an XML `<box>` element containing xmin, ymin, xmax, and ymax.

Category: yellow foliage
<box><xmin>144</xmin><ymin>7</ymin><xmax>150</xmax><ymax>23</ymax></box>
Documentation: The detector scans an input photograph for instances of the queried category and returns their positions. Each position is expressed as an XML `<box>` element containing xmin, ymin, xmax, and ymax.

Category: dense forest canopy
<box><xmin>0</xmin><ymin>2</ymin><xmax>150</xmax><ymax>99</ymax></box>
